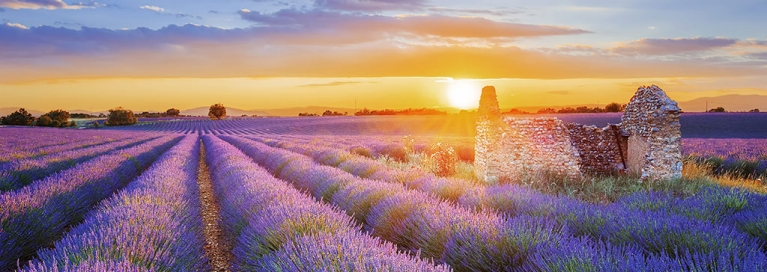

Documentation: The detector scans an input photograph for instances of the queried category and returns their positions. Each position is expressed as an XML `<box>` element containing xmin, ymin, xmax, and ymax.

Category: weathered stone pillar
<box><xmin>475</xmin><ymin>86</ymin><xmax>502</xmax><ymax>183</ymax></box>
<box><xmin>621</xmin><ymin>85</ymin><xmax>682</xmax><ymax>180</ymax></box>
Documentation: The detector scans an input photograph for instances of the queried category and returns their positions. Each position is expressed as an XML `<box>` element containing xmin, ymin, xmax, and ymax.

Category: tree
<box><xmin>36</xmin><ymin>115</ymin><xmax>52</xmax><ymax>126</ymax></box>
<box><xmin>708</xmin><ymin>107</ymin><xmax>726</xmax><ymax>113</ymax></box>
<box><xmin>38</xmin><ymin>109</ymin><xmax>70</xmax><ymax>127</ymax></box>
<box><xmin>166</xmin><ymin>108</ymin><xmax>181</xmax><ymax>116</ymax></box>
<box><xmin>0</xmin><ymin>108</ymin><xmax>35</xmax><ymax>126</ymax></box>
<box><xmin>105</xmin><ymin>107</ymin><xmax>138</xmax><ymax>126</ymax></box>
<box><xmin>749</xmin><ymin>108</ymin><xmax>760</xmax><ymax>113</ymax></box>
<box><xmin>46</xmin><ymin>109</ymin><xmax>70</xmax><ymax>123</ymax></box>
<box><xmin>604</xmin><ymin>102</ymin><xmax>622</xmax><ymax>112</ymax></box>
<box><xmin>209</xmin><ymin>103</ymin><xmax>226</xmax><ymax>120</ymax></box>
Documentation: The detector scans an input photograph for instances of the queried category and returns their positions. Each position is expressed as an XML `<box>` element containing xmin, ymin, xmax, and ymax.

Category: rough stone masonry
<box><xmin>474</xmin><ymin>85</ymin><xmax>682</xmax><ymax>183</ymax></box>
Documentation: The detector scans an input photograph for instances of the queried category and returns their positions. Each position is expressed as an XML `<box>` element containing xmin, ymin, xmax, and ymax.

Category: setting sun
<box><xmin>446</xmin><ymin>80</ymin><xmax>482</xmax><ymax>109</ymax></box>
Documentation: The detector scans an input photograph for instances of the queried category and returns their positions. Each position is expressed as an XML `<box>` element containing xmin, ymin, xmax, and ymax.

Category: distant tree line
<box><xmin>0</xmin><ymin>108</ymin><xmax>76</xmax><ymax>127</ymax></box>
<box><xmin>354</xmin><ymin>108</ymin><xmax>447</xmax><ymax>116</ymax></box>
<box><xmin>706</xmin><ymin>107</ymin><xmax>760</xmax><ymax>113</ymax></box>
<box><xmin>298</xmin><ymin>110</ymin><xmax>348</xmax><ymax>117</ymax></box>
<box><xmin>70</xmin><ymin>113</ymin><xmax>106</xmax><ymax>118</ymax></box>
<box><xmin>134</xmin><ymin>108</ymin><xmax>183</xmax><ymax>118</ymax></box>
<box><xmin>498</xmin><ymin>102</ymin><xmax>628</xmax><ymax>115</ymax></box>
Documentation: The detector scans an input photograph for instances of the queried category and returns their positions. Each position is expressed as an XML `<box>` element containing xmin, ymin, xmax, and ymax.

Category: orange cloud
<box><xmin>0</xmin><ymin>20</ymin><xmax>764</xmax><ymax>84</ymax></box>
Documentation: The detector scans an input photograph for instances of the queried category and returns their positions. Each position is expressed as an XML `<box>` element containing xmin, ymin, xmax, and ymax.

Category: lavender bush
<box><xmin>0</xmin><ymin>136</ymin><xmax>180</xmax><ymax>270</ymax></box>
<box><xmin>0</xmin><ymin>135</ymin><xmax>156</xmax><ymax>192</ymax></box>
<box><xmin>202</xmin><ymin>135</ymin><xmax>449</xmax><ymax>271</ymax></box>
<box><xmin>23</xmin><ymin>136</ymin><xmax>209</xmax><ymax>271</ymax></box>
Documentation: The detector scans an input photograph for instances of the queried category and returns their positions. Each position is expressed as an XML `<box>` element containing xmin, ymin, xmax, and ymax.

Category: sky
<box><xmin>1</xmin><ymin>0</ymin><xmax>766</xmax><ymax>112</ymax></box>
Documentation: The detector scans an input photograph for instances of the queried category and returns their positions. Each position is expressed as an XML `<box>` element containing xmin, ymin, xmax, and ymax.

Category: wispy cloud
<box><xmin>314</xmin><ymin>0</ymin><xmax>428</xmax><ymax>12</ymax></box>
<box><xmin>4</xmin><ymin>22</ymin><xmax>27</xmax><ymax>29</ymax></box>
<box><xmin>140</xmin><ymin>5</ymin><xmax>202</xmax><ymax>20</ymax></box>
<box><xmin>238</xmin><ymin>8</ymin><xmax>589</xmax><ymax>40</ymax></box>
<box><xmin>0</xmin><ymin>0</ymin><xmax>88</xmax><ymax>10</ymax></box>
<box><xmin>140</xmin><ymin>5</ymin><xmax>164</xmax><ymax>13</ymax></box>
<box><xmin>611</xmin><ymin>37</ymin><xmax>738</xmax><ymax>56</ymax></box>
<box><xmin>428</xmin><ymin>6</ymin><xmax>523</xmax><ymax>17</ymax></box>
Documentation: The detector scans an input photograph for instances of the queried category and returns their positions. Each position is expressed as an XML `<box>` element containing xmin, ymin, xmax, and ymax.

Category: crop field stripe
<box><xmin>220</xmin><ymin>135</ymin><xmax>530</xmax><ymax>268</ymax></box>
<box><xmin>247</xmin><ymin>136</ymin><xmax>767</xmax><ymax>270</ymax></box>
<box><xmin>0</xmin><ymin>130</ymin><xmax>91</xmax><ymax>162</ymax></box>
<box><xmin>202</xmin><ymin>135</ymin><xmax>449</xmax><ymax>271</ymax></box>
<box><xmin>1</xmin><ymin>133</ymin><xmax>131</xmax><ymax>163</ymax></box>
<box><xmin>23</xmin><ymin>136</ymin><xmax>211</xmax><ymax>271</ymax></box>
<box><xmin>245</xmin><ymin>136</ymin><xmax>478</xmax><ymax>202</ymax></box>
<box><xmin>196</xmin><ymin>139</ymin><xmax>233</xmax><ymax>271</ymax></box>
<box><xmin>0</xmin><ymin>135</ymin><xmax>163</xmax><ymax>192</ymax></box>
<box><xmin>220</xmin><ymin>135</ymin><xmax>767</xmax><ymax>270</ymax></box>
<box><xmin>0</xmin><ymin>129</ymin><xmax>144</xmax><ymax>163</ymax></box>
<box><xmin>0</xmin><ymin>135</ymin><xmax>182</xmax><ymax>270</ymax></box>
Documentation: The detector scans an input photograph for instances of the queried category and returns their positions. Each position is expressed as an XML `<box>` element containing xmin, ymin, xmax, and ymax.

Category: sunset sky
<box><xmin>1</xmin><ymin>0</ymin><xmax>766</xmax><ymax>113</ymax></box>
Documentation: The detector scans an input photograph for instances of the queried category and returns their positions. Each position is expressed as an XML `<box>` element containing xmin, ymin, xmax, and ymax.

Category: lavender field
<box><xmin>1</xmin><ymin>115</ymin><xmax>766</xmax><ymax>271</ymax></box>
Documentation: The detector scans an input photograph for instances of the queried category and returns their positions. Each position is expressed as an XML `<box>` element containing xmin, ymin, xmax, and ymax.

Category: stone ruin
<box><xmin>474</xmin><ymin>85</ymin><xmax>682</xmax><ymax>183</ymax></box>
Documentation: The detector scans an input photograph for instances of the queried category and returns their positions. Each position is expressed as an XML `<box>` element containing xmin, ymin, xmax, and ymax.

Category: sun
<box><xmin>446</xmin><ymin>80</ymin><xmax>481</xmax><ymax>109</ymax></box>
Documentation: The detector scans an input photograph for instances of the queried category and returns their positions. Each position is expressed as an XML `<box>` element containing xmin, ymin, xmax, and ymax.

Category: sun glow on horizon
<box><xmin>446</xmin><ymin>80</ymin><xmax>482</xmax><ymax>109</ymax></box>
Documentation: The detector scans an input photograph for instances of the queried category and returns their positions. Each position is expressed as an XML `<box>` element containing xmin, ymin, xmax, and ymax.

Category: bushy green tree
<box><xmin>37</xmin><ymin>109</ymin><xmax>71</xmax><ymax>127</ymax></box>
<box><xmin>209</xmin><ymin>103</ymin><xmax>226</xmax><ymax>120</ymax></box>
<box><xmin>604</xmin><ymin>102</ymin><xmax>623</xmax><ymax>112</ymax></box>
<box><xmin>36</xmin><ymin>115</ymin><xmax>52</xmax><ymax>126</ymax></box>
<box><xmin>1</xmin><ymin>108</ymin><xmax>35</xmax><ymax>126</ymax></box>
<box><xmin>105</xmin><ymin>107</ymin><xmax>138</xmax><ymax>126</ymax></box>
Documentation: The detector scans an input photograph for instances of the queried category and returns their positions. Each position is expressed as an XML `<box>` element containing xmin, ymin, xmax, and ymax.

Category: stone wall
<box><xmin>566</xmin><ymin>123</ymin><xmax>626</xmax><ymax>175</ymax></box>
<box><xmin>493</xmin><ymin>117</ymin><xmax>582</xmax><ymax>182</ymax></box>
<box><xmin>474</xmin><ymin>86</ymin><xmax>502</xmax><ymax>183</ymax></box>
<box><xmin>475</xmin><ymin>84</ymin><xmax>682</xmax><ymax>183</ymax></box>
<box><xmin>621</xmin><ymin>85</ymin><xmax>682</xmax><ymax>180</ymax></box>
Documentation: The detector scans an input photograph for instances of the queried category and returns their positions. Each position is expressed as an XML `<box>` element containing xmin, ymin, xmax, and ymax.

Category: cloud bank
<box><xmin>0</xmin><ymin>0</ymin><xmax>86</xmax><ymax>9</ymax></box>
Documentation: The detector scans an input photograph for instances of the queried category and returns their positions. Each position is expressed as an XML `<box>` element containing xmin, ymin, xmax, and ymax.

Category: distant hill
<box><xmin>677</xmin><ymin>95</ymin><xmax>767</xmax><ymax>112</ymax></box>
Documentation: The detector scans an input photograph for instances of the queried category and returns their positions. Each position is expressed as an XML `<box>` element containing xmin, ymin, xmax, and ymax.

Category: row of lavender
<box><xmin>0</xmin><ymin>135</ymin><xmax>180</xmax><ymax>270</ymax></box>
<box><xmin>0</xmin><ymin>128</ymin><xmax>151</xmax><ymax>163</ymax></box>
<box><xmin>233</xmin><ymin>135</ymin><xmax>767</xmax><ymax>270</ymax></box>
<box><xmin>203</xmin><ymin>135</ymin><xmax>448</xmax><ymax>271</ymax></box>
<box><xmin>277</xmin><ymin>134</ymin><xmax>767</xmax><ymax>177</ymax></box>
<box><xmin>105</xmin><ymin>118</ymin><xmax>314</xmax><ymax>135</ymax></box>
<box><xmin>222</xmin><ymin>136</ymin><xmax>767</xmax><ymax>270</ymax></box>
<box><xmin>23</xmin><ymin>136</ymin><xmax>210</xmax><ymax>271</ymax></box>
<box><xmin>250</xmin><ymin>136</ymin><xmax>478</xmax><ymax>200</ymax></box>
<box><xmin>102</xmin><ymin>115</ymin><xmax>478</xmax><ymax>136</ymax></box>
<box><xmin>2</xmin><ymin>130</ymin><xmax>454</xmax><ymax>270</ymax></box>
<box><xmin>0</xmin><ymin>135</ymin><xmax>160</xmax><ymax>192</ymax></box>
